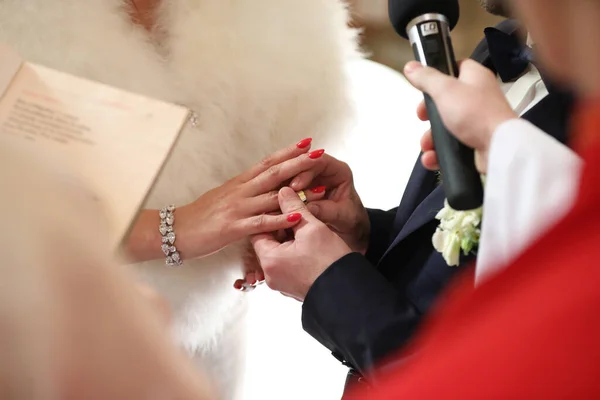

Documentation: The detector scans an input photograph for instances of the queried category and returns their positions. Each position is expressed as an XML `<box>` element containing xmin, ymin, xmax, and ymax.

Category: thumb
<box><xmin>404</xmin><ymin>61</ymin><xmax>456</xmax><ymax>99</ymax></box>
<box><xmin>278</xmin><ymin>187</ymin><xmax>319</xmax><ymax>226</ymax></box>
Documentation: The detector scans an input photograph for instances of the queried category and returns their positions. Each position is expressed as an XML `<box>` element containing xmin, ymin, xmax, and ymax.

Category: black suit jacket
<box><xmin>301</xmin><ymin>19</ymin><xmax>574</xmax><ymax>388</ymax></box>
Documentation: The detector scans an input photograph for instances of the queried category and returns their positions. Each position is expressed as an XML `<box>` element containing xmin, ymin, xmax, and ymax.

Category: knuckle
<box><xmin>264</xmin><ymin>275</ymin><xmax>276</xmax><ymax>289</ymax></box>
<box><xmin>259</xmin><ymin>155</ymin><xmax>273</xmax><ymax>169</ymax></box>
<box><xmin>217</xmin><ymin>197</ymin><xmax>234</xmax><ymax>215</ymax></box>
<box><xmin>469</xmin><ymin>59</ymin><xmax>485</xmax><ymax>72</ymax></box>
<box><xmin>288</xmin><ymin>204</ymin><xmax>306</xmax><ymax>214</ymax></box>
<box><xmin>438</xmin><ymin>79</ymin><xmax>456</xmax><ymax>94</ymax></box>
<box><xmin>251</xmin><ymin>214</ymin><xmax>267</xmax><ymax>229</ymax></box>
<box><xmin>213</xmin><ymin>187</ymin><xmax>230</xmax><ymax>203</ymax></box>
<box><xmin>268</xmin><ymin>190</ymin><xmax>279</xmax><ymax>202</ymax></box>
<box><xmin>266</xmin><ymin>164</ymin><xmax>281</xmax><ymax>179</ymax></box>
<box><xmin>482</xmin><ymin>66</ymin><xmax>495</xmax><ymax>79</ymax></box>
<box><xmin>260</xmin><ymin>261</ymin><xmax>272</xmax><ymax>273</ymax></box>
<box><xmin>306</xmin><ymin>224</ymin><xmax>325</xmax><ymax>237</ymax></box>
<box><xmin>339</xmin><ymin>161</ymin><xmax>354</xmax><ymax>180</ymax></box>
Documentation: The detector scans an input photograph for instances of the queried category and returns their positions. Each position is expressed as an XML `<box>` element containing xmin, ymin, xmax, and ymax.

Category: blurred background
<box><xmin>242</xmin><ymin>1</ymin><xmax>503</xmax><ymax>399</ymax></box>
<box><xmin>350</xmin><ymin>0</ymin><xmax>502</xmax><ymax>71</ymax></box>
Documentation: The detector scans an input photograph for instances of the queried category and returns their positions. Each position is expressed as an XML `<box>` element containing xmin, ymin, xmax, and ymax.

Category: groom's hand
<box><xmin>251</xmin><ymin>187</ymin><xmax>352</xmax><ymax>301</ymax></box>
<box><xmin>288</xmin><ymin>154</ymin><xmax>370</xmax><ymax>254</ymax></box>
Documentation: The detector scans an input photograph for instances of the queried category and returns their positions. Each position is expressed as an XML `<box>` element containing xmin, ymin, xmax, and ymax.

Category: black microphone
<box><xmin>389</xmin><ymin>0</ymin><xmax>483</xmax><ymax>211</ymax></box>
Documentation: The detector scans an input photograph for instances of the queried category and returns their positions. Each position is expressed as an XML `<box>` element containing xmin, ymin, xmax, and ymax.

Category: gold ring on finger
<box><xmin>297</xmin><ymin>190</ymin><xmax>307</xmax><ymax>203</ymax></box>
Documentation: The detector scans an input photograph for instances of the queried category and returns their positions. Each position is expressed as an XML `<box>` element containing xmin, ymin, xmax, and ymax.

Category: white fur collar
<box><xmin>0</xmin><ymin>0</ymin><xmax>358</xmax><ymax>107</ymax></box>
<box><xmin>0</xmin><ymin>0</ymin><xmax>359</xmax><ymax>200</ymax></box>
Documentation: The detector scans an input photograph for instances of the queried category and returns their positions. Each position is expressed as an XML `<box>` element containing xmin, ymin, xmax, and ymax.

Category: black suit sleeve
<box><xmin>302</xmin><ymin>252</ymin><xmax>421</xmax><ymax>379</ymax></box>
<box><xmin>364</xmin><ymin>208</ymin><xmax>397</xmax><ymax>265</ymax></box>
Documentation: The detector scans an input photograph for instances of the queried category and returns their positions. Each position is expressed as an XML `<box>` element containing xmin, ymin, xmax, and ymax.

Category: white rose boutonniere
<box><xmin>432</xmin><ymin>200</ymin><xmax>483</xmax><ymax>267</ymax></box>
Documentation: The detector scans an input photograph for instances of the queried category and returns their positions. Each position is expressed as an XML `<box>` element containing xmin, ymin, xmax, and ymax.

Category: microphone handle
<box><xmin>407</xmin><ymin>14</ymin><xmax>483</xmax><ymax>210</ymax></box>
<box><xmin>424</xmin><ymin>94</ymin><xmax>483</xmax><ymax>210</ymax></box>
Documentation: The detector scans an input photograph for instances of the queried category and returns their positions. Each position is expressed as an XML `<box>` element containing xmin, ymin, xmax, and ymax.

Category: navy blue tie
<box><xmin>484</xmin><ymin>27</ymin><xmax>534</xmax><ymax>83</ymax></box>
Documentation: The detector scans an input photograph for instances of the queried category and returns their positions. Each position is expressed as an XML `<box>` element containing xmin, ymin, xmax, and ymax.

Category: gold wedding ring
<box><xmin>297</xmin><ymin>190</ymin><xmax>307</xmax><ymax>203</ymax></box>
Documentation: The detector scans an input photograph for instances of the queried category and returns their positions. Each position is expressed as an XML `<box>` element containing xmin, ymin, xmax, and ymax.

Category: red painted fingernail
<box><xmin>296</xmin><ymin>138</ymin><xmax>312</xmax><ymax>148</ymax></box>
<box><xmin>308</xmin><ymin>149</ymin><xmax>325</xmax><ymax>159</ymax></box>
<box><xmin>311</xmin><ymin>186</ymin><xmax>326</xmax><ymax>194</ymax></box>
<box><xmin>233</xmin><ymin>280</ymin><xmax>244</xmax><ymax>290</ymax></box>
<box><xmin>287</xmin><ymin>213</ymin><xmax>302</xmax><ymax>222</ymax></box>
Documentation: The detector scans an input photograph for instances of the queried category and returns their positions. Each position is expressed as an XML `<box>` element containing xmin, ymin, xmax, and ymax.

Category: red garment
<box><xmin>350</xmin><ymin>101</ymin><xmax>600</xmax><ymax>399</ymax></box>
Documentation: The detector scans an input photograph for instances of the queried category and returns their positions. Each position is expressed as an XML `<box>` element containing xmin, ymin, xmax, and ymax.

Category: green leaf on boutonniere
<box><xmin>432</xmin><ymin>200</ymin><xmax>483</xmax><ymax>266</ymax></box>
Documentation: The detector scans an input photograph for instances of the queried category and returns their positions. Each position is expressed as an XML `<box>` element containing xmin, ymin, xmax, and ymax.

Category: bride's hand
<box><xmin>233</xmin><ymin>244</ymin><xmax>265</xmax><ymax>292</ymax></box>
<box><xmin>175</xmin><ymin>139</ymin><xmax>328</xmax><ymax>259</ymax></box>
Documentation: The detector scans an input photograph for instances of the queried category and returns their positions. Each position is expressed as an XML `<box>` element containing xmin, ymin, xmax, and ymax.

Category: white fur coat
<box><xmin>0</xmin><ymin>0</ymin><xmax>358</xmax><ymax>398</ymax></box>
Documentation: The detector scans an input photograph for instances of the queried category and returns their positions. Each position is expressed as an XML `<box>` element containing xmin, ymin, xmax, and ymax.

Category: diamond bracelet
<box><xmin>159</xmin><ymin>205</ymin><xmax>182</xmax><ymax>266</ymax></box>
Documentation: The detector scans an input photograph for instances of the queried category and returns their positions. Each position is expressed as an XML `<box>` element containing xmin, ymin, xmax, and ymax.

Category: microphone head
<box><xmin>389</xmin><ymin>0</ymin><xmax>460</xmax><ymax>39</ymax></box>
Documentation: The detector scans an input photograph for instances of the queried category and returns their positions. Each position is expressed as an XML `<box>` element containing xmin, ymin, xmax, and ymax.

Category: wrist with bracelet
<box><xmin>159</xmin><ymin>205</ymin><xmax>182</xmax><ymax>266</ymax></box>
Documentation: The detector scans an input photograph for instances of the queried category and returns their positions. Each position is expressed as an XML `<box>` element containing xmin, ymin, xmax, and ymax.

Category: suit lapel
<box><xmin>390</xmin><ymin>158</ymin><xmax>439</xmax><ymax>238</ymax></box>
<box><xmin>382</xmin><ymin>185</ymin><xmax>445</xmax><ymax>261</ymax></box>
<box><xmin>521</xmin><ymin>91</ymin><xmax>574</xmax><ymax>145</ymax></box>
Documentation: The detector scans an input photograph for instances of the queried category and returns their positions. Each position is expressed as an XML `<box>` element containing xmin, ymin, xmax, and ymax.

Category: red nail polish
<box><xmin>233</xmin><ymin>280</ymin><xmax>244</xmax><ymax>290</ymax></box>
<box><xmin>311</xmin><ymin>186</ymin><xmax>326</xmax><ymax>194</ymax></box>
<box><xmin>296</xmin><ymin>138</ymin><xmax>312</xmax><ymax>149</ymax></box>
<box><xmin>287</xmin><ymin>213</ymin><xmax>302</xmax><ymax>222</ymax></box>
<box><xmin>308</xmin><ymin>149</ymin><xmax>325</xmax><ymax>159</ymax></box>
